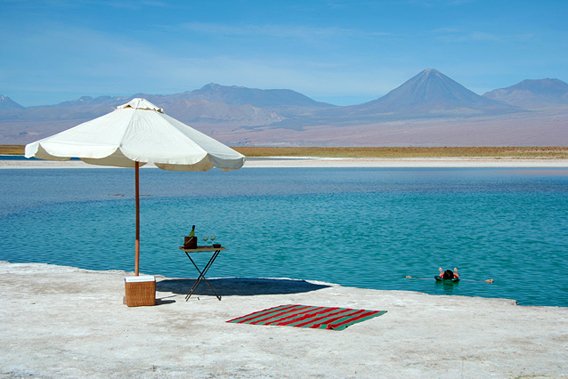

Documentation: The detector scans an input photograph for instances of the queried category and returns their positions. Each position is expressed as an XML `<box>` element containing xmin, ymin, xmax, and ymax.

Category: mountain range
<box><xmin>483</xmin><ymin>78</ymin><xmax>568</xmax><ymax>109</ymax></box>
<box><xmin>1</xmin><ymin>69</ymin><xmax>567</xmax><ymax>146</ymax></box>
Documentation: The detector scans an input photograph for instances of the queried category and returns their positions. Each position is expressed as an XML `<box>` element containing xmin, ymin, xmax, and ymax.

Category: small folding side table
<box><xmin>179</xmin><ymin>246</ymin><xmax>226</xmax><ymax>301</ymax></box>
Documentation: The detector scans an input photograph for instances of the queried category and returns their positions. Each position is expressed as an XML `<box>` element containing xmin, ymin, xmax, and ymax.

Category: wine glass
<box><xmin>202</xmin><ymin>236</ymin><xmax>209</xmax><ymax>246</ymax></box>
<box><xmin>210</xmin><ymin>236</ymin><xmax>216</xmax><ymax>246</ymax></box>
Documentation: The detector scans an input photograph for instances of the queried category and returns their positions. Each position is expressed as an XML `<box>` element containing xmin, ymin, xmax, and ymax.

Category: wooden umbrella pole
<box><xmin>135</xmin><ymin>161</ymin><xmax>140</xmax><ymax>276</ymax></box>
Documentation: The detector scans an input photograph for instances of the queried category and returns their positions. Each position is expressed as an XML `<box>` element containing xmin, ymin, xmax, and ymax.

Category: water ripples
<box><xmin>1</xmin><ymin>167</ymin><xmax>567</xmax><ymax>306</ymax></box>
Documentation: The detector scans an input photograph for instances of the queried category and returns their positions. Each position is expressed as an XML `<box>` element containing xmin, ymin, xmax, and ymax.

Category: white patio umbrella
<box><xmin>25</xmin><ymin>98</ymin><xmax>246</xmax><ymax>275</ymax></box>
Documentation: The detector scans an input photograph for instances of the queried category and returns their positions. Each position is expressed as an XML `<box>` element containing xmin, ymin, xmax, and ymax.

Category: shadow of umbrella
<box><xmin>157</xmin><ymin>277</ymin><xmax>331</xmax><ymax>297</ymax></box>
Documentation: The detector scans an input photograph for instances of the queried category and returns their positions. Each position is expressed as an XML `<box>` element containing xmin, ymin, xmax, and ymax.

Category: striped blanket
<box><xmin>226</xmin><ymin>304</ymin><xmax>387</xmax><ymax>331</ymax></box>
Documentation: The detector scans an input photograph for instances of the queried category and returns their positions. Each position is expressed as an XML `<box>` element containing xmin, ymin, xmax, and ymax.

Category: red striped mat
<box><xmin>226</xmin><ymin>304</ymin><xmax>387</xmax><ymax>331</ymax></box>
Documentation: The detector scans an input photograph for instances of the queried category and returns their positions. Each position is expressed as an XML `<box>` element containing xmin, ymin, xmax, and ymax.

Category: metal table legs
<box><xmin>184</xmin><ymin>249</ymin><xmax>222</xmax><ymax>301</ymax></box>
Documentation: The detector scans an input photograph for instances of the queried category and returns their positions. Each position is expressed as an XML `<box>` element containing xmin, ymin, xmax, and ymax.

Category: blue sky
<box><xmin>2</xmin><ymin>0</ymin><xmax>567</xmax><ymax>106</ymax></box>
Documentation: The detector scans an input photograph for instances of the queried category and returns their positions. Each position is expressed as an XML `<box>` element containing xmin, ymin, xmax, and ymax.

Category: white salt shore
<box><xmin>244</xmin><ymin>156</ymin><xmax>568</xmax><ymax>168</ymax></box>
<box><xmin>1</xmin><ymin>156</ymin><xmax>568</xmax><ymax>169</ymax></box>
<box><xmin>1</xmin><ymin>261</ymin><xmax>566</xmax><ymax>378</ymax></box>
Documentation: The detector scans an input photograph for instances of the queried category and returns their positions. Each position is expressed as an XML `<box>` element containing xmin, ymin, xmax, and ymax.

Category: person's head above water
<box><xmin>443</xmin><ymin>269</ymin><xmax>454</xmax><ymax>279</ymax></box>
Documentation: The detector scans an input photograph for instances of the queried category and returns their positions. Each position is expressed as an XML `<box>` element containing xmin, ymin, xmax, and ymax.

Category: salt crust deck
<box><xmin>1</xmin><ymin>156</ymin><xmax>568</xmax><ymax>169</ymax></box>
<box><xmin>0</xmin><ymin>261</ymin><xmax>566</xmax><ymax>378</ymax></box>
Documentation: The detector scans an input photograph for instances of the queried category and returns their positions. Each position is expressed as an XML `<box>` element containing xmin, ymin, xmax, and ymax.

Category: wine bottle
<box><xmin>184</xmin><ymin>225</ymin><xmax>197</xmax><ymax>249</ymax></box>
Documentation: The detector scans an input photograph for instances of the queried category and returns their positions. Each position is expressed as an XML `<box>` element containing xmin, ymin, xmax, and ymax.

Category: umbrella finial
<box><xmin>118</xmin><ymin>98</ymin><xmax>163</xmax><ymax>113</ymax></box>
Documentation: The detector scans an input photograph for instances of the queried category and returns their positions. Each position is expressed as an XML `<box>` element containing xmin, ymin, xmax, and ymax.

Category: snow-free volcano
<box><xmin>347</xmin><ymin>68</ymin><xmax>521</xmax><ymax>118</ymax></box>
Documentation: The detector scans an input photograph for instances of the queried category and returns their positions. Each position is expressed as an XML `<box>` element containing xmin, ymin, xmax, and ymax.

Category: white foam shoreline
<box><xmin>0</xmin><ymin>261</ymin><xmax>566</xmax><ymax>378</ymax></box>
<box><xmin>245</xmin><ymin>156</ymin><xmax>568</xmax><ymax>168</ymax></box>
<box><xmin>2</xmin><ymin>156</ymin><xmax>568</xmax><ymax>169</ymax></box>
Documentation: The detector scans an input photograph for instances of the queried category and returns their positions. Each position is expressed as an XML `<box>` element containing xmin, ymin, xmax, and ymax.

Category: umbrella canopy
<box><xmin>25</xmin><ymin>98</ymin><xmax>246</xmax><ymax>275</ymax></box>
<box><xmin>25</xmin><ymin>98</ymin><xmax>245</xmax><ymax>171</ymax></box>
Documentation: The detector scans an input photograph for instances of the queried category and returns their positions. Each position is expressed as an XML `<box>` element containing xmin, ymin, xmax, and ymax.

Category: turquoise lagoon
<box><xmin>1</xmin><ymin>166</ymin><xmax>567</xmax><ymax>306</ymax></box>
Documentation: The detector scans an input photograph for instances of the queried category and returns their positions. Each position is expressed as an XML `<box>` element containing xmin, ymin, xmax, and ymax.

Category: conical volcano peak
<box><xmin>348</xmin><ymin>68</ymin><xmax>520</xmax><ymax>117</ymax></box>
<box><xmin>0</xmin><ymin>95</ymin><xmax>25</xmax><ymax>110</ymax></box>
<box><xmin>412</xmin><ymin>68</ymin><xmax>454</xmax><ymax>86</ymax></box>
<box><xmin>416</xmin><ymin>68</ymin><xmax>444</xmax><ymax>80</ymax></box>
<box><xmin>422</xmin><ymin>68</ymin><xmax>441</xmax><ymax>75</ymax></box>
